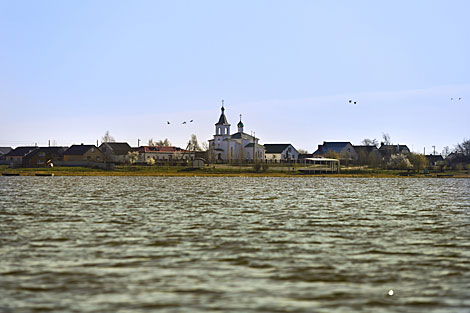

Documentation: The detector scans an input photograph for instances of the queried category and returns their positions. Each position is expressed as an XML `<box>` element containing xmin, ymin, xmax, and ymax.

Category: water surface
<box><xmin>0</xmin><ymin>177</ymin><xmax>469</xmax><ymax>312</ymax></box>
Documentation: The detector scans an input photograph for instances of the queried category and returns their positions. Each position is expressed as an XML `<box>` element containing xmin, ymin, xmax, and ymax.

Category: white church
<box><xmin>208</xmin><ymin>101</ymin><xmax>265</xmax><ymax>163</ymax></box>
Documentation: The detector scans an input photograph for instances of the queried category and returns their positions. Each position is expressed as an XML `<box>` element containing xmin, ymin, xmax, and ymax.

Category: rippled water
<box><xmin>0</xmin><ymin>176</ymin><xmax>469</xmax><ymax>313</ymax></box>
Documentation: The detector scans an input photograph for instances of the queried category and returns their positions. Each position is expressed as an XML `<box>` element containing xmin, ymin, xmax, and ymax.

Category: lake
<box><xmin>0</xmin><ymin>176</ymin><xmax>469</xmax><ymax>312</ymax></box>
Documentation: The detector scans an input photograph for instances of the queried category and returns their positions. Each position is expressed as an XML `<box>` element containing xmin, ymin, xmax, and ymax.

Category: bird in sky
<box><xmin>349</xmin><ymin>99</ymin><xmax>357</xmax><ymax>104</ymax></box>
<box><xmin>459</xmin><ymin>97</ymin><xmax>462</xmax><ymax>100</ymax></box>
<box><xmin>167</xmin><ymin>121</ymin><xmax>170</xmax><ymax>124</ymax></box>
<box><xmin>190</xmin><ymin>120</ymin><xmax>193</xmax><ymax>123</ymax></box>
<box><xmin>182</xmin><ymin>121</ymin><xmax>187</xmax><ymax>124</ymax></box>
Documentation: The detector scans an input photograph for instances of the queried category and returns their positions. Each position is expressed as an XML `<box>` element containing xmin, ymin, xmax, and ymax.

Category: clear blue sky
<box><xmin>1</xmin><ymin>0</ymin><xmax>469</xmax><ymax>153</ymax></box>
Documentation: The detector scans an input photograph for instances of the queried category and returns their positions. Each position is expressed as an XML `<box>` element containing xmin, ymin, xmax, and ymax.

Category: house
<box><xmin>0</xmin><ymin>147</ymin><xmax>12</xmax><ymax>160</ymax></box>
<box><xmin>264</xmin><ymin>144</ymin><xmax>299</xmax><ymax>163</ymax></box>
<box><xmin>378</xmin><ymin>143</ymin><xmax>410</xmax><ymax>159</ymax></box>
<box><xmin>425</xmin><ymin>155</ymin><xmax>444</xmax><ymax>166</ymax></box>
<box><xmin>208</xmin><ymin>102</ymin><xmax>265</xmax><ymax>163</ymax></box>
<box><xmin>136</xmin><ymin>146</ymin><xmax>194</xmax><ymax>164</ymax></box>
<box><xmin>313</xmin><ymin>142</ymin><xmax>358</xmax><ymax>161</ymax></box>
<box><xmin>5</xmin><ymin>146</ymin><xmax>38</xmax><ymax>165</ymax></box>
<box><xmin>99</xmin><ymin>142</ymin><xmax>132</xmax><ymax>164</ymax></box>
<box><xmin>23</xmin><ymin>147</ymin><xmax>67</xmax><ymax>167</ymax></box>
<box><xmin>63</xmin><ymin>145</ymin><xmax>104</xmax><ymax>162</ymax></box>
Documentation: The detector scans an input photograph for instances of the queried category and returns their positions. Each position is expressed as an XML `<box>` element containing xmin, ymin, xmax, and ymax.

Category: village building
<box><xmin>4</xmin><ymin>146</ymin><xmax>38</xmax><ymax>166</ymax></box>
<box><xmin>99</xmin><ymin>142</ymin><xmax>132</xmax><ymax>164</ymax></box>
<box><xmin>23</xmin><ymin>147</ymin><xmax>67</xmax><ymax>167</ymax></box>
<box><xmin>313</xmin><ymin>142</ymin><xmax>358</xmax><ymax>161</ymax></box>
<box><xmin>0</xmin><ymin>147</ymin><xmax>12</xmax><ymax>160</ymax></box>
<box><xmin>425</xmin><ymin>154</ymin><xmax>445</xmax><ymax>166</ymax></box>
<box><xmin>63</xmin><ymin>144</ymin><xmax>104</xmax><ymax>162</ymax></box>
<box><xmin>264</xmin><ymin>144</ymin><xmax>299</xmax><ymax>163</ymax></box>
<box><xmin>136</xmin><ymin>146</ymin><xmax>194</xmax><ymax>164</ymax></box>
<box><xmin>208</xmin><ymin>103</ymin><xmax>265</xmax><ymax>163</ymax></box>
<box><xmin>378</xmin><ymin>143</ymin><xmax>410</xmax><ymax>159</ymax></box>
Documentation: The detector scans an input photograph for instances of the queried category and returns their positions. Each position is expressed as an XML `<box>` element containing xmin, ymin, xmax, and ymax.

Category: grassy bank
<box><xmin>1</xmin><ymin>164</ymin><xmax>469</xmax><ymax>178</ymax></box>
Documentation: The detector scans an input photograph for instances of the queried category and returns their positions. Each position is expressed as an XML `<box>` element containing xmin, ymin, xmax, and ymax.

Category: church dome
<box><xmin>237</xmin><ymin>120</ymin><xmax>244</xmax><ymax>128</ymax></box>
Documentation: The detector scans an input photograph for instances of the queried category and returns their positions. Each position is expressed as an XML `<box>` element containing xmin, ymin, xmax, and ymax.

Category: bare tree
<box><xmin>297</xmin><ymin>148</ymin><xmax>309</xmax><ymax>154</ymax></box>
<box><xmin>455</xmin><ymin>138</ymin><xmax>470</xmax><ymax>156</ymax></box>
<box><xmin>201</xmin><ymin>142</ymin><xmax>209</xmax><ymax>152</ymax></box>
<box><xmin>441</xmin><ymin>146</ymin><xmax>451</xmax><ymax>158</ymax></box>
<box><xmin>382</xmin><ymin>133</ymin><xmax>391</xmax><ymax>145</ymax></box>
<box><xmin>102</xmin><ymin>131</ymin><xmax>115</xmax><ymax>143</ymax></box>
<box><xmin>188</xmin><ymin>134</ymin><xmax>202</xmax><ymax>151</ymax></box>
<box><xmin>361</xmin><ymin>138</ymin><xmax>379</xmax><ymax>147</ymax></box>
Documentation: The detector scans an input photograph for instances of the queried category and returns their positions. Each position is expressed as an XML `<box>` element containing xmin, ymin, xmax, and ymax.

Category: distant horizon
<box><xmin>1</xmin><ymin>1</ymin><xmax>468</xmax><ymax>154</ymax></box>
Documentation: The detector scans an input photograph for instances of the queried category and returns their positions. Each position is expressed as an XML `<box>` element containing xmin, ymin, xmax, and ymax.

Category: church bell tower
<box><xmin>215</xmin><ymin>100</ymin><xmax>231</xmax><ymax>136</ymax></box>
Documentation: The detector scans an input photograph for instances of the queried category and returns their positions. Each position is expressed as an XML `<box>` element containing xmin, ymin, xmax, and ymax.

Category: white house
<box><xmin>264</xmin><ymin>144</ymin><xmax>299</xmax><ymax>163</ymax></box>
<box><xmin>208</xmin><ymin>102</ymin><xmax>265</xmax><ymax>163</ymax></box>
<box><xmin>136</xmin><ymin>146</ymin><xmax>194</xmax><ymax>163</ymax></box>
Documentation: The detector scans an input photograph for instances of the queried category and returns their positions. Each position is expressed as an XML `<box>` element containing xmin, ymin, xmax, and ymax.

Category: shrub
<box><xmin>253</xmin><ymin>163</ymin><xmax>262</xmax><ymax>172</ymax></box>
<box><xmin>387</xmin><ymin>154</ymin><xmax>412</xmax><ymax>170</ymax></box>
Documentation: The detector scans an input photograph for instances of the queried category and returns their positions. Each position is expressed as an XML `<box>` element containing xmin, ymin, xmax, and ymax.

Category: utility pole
<box><xmin>138</xmin><ymin>139</ymin><xmax>141</xmax><ymax>147</ymax></box>
<box><xmin>251</xmin><ymin>131</ymin><xmax>256</xmax><ymax>164</ymax></box>
<box><xmin>432</xmin><ymin>146</ymin><xmax>436</xmax><ymax>155</ymax></box>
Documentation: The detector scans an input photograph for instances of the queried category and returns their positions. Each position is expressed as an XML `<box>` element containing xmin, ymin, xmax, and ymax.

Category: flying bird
<box><xmin>190</xmin><ymin>120</ymin><xmax>193</xmax><ymax>123</ymax></box>
<box><xmin>167</xmin><ymin>121</ymin><xmax>170</xmax><ymax>124</ymax></box>
<box><xmin>349</xmin><ymin>99</ymin><xmax>352</xmax><ymax>103</ymax></box>
<box><xmin>451</xmin><ymin>98</ymin><xmax>453</xmax><ymax>100</ymax></box>
<box><xmin>182</xmin><ymin>121</ymin><xmax>187</xmax><ymax>124</ymax></box>
<box><xmin>459</xmin><ymin>98</ymin><xmax>462</xmax><ymax>100</ymax></box>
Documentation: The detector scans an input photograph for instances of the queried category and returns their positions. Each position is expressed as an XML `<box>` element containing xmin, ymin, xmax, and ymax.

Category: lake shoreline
<box><xmin>2</xmin><ymin>169</ymin><xmax>469</xmax><ymax>178</ymax></box>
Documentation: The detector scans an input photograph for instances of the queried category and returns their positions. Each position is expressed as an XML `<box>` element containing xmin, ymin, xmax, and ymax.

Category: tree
<box><xmin>201</xmin><ymin>142</ymin><xmax>209</xmax><ymax>152</ymax></box>
<box><xmin>367</xmin><ymin>151</ymin><xmax>380</xmax><ymax>168</ymax></box>
<box><xmin>126</xmin><ymin>151</ymin><xmax>139</xmax><ymax>164</ymax></box>
<box><xmin>442</xmin><ymin>146</ymin><xmax>451</xmax><ymax>158</ymax></box>
<box><xmin>455</xmin><ymin>138</ymin><xmax>470</xmax><ymax>156</ymax></box>
<box><xmin>361</xmin><ymin>138</ymin><xmax>379</xmax><ymax>147</ymax></box>
<box><xmin>188</xmin><ymin>134</ymin><xmax>202</xmax><ymax>151</ymax></box>
<box><xmin>325</xmin><ymin>150</ymin><xmax>340</xmax><ymax>159</ymax></box>
<box><xmin>101</xmin><ymin>131</ymin><xmax>115</xmax><ymax>143</ymax></box>
<box><xmin>408</xmin><ymin>153</ymin><xmax>428</xmax><ymax>173</ymax></box>
<box><xmin>156</xmin><ymin>138</ymin><xmax>172</xmax><ymax>147</ymax></box>
<box><xmin>357</xmin><ymin>150</ymin><xmax>368</xmax><ymax>166</ymax></box>
<box><xmin>387</xmin><ymin>154</ymin><xmax>412</xmax><ymax>170</ymax></box>
<box><xmin>382</xmin><ymin>133</ymin><xmax>391</xmax><ymax>145</ymax></box>
<box><xmin>297</xmin><ymin>148</ymin><xmax>309</xmax><ymax>154</ymax></box>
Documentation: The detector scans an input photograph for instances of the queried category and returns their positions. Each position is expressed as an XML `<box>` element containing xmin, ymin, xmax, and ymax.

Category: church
<box><xmin>208</xmin><ymin>101</ymin><xmax>265</xmax><ymax>163</ymax></box>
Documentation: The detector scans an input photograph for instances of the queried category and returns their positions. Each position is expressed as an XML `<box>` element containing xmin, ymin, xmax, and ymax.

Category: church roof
<box><xmin>215</xmin><ymin>106</ymin><xmax>230</xmax><ymax>126</ymax></box>
<box><xmin>231</xmin><ymin>132</ymin><xmax>257</xmax><ymax>140</ymax></box>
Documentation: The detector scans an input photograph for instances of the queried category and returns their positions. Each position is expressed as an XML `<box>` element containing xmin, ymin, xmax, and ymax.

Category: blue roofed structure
<box><xmin>313</xmin><ymin>141</ymin><xmax>358</xmax><ymax>160</ymax></box>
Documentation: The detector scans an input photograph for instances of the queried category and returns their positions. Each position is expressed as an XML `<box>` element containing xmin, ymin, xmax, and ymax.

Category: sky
<box><xmin>1</xmin><ymin>0</ymin><xmax>469</xmax><ymax>154</ymax></box>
